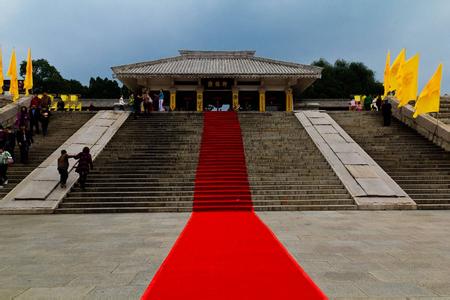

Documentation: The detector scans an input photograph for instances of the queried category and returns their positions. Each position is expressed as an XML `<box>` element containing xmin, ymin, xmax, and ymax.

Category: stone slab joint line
<box><xmin>295</xmin><ymin>111</ymin><xmax>416</xmax><ymax>210</ymax></box>
<box><xmin>0</xmin><ymin>110</ymin><xmax>130</xmax><ymax>214</ymax></box>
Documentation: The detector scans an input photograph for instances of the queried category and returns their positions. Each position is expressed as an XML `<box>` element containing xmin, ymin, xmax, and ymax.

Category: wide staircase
<box><xmin>1</xmin><ymin>112</ymin><xmax>95</xmax><ymax>199</ymax></box>
<box><xmin>431</xmin><ymin>96</ymin><xmax>450</xmax><ymax>124</ymax></box>
<box><xmin>57</xmin><ymin>113</ymin><xmax>203</xmax><ymax>213</ymax></box>
<box><xmin>330</xmin><ymin>111</ymin><xmax>450</xmax><ymax>209</ymax></box>
<box><xmin>239</xmin><ymin>112</ymin><xmax>356</xmax><ymax>210</ymax></box>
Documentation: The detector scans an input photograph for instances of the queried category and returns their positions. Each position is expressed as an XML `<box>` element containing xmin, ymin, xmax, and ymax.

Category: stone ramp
<box><xmin>239</xmin><ymin>112</ymin><xmax>356</xmax><ymax>211</ymax></box>
<box><xmin>57</xmin><ymin>113</ymin><xmax>203</xmax><ymax>213</ymax></box>
<box><xmin>0</xmin><ymin>112</ymin><xmax>95</xmax><ymax>200</ymax></box>
<box><xmin>330</xmin><ymin>111</ymin><xmax>450</xmax><ymax>209</ymax></box>
<box><xmin>297</xmin><ymin>111</ymin><xmax>415</xmax><ymax>210</ymax></box>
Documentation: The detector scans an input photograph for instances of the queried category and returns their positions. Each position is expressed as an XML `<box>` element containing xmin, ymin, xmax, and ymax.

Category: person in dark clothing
<box><xmin>0</xmin><ymin>125</ymin><xmax>6</xmax><ymax>148</ymax></box>
<box><xmin>4</xmin><ymin>127</ymin><xmax>16</xmax><ymax>161</ymax></box>
<box><xmin>29</xmin><ymin>105</ymin><xmax>41</xmax><ymax>134</ymax></box>
<box><xmin>56</xmin><ymin>97</ymin><xmax>65</xmax><ymax>111</ymax></box>
<box><xmin>40</xmin><ymin>109</ymin><xmax>50</xmax><ymax>136</ymax></box>
<box><xmin>40</xmin><ymin>92</ymin><xmax>51</xmax><ymax>110</ymax></box>
<box><xmin>16</xmin><ymin>106</ymin><xmax>30</xmax><ymax>130</ymax></box>
<box><xmin>72</xmin><ymin>147</ymin><xmax>93</xmax><ymax>190</ymax></box>
<box><xmin>376</xmin><ymin>96</ymin><xmax>382</xmax><ymax>113</ymax></box>
<box><xmin>16</xmin><ymin>125</ymin><xmax>33</xmax><ymax>163</ymax></box>
<box><xmin>133</xmin><ymin>93</ymin><xmax>143</xmax><ymax>119</ymax></box>
<box><xmin>381</xmin><ymin>100</ymin><xmax>392</xmax><ymax>126</ymax></box>
<box><xmin>57</xmin><ymin>150</ymin><xmax>70</xmax><ymax>188</ymax></box>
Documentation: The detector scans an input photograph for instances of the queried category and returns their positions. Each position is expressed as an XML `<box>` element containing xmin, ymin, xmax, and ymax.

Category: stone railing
<box><xmin>389</xmin><ymin>97</ymin><xmax>450</xmax><ymax>151</ymax></box>
<box><xmin>0</xmin><ymin>96</ymin><xmax>32</xmax><ymax>126</ymax></box>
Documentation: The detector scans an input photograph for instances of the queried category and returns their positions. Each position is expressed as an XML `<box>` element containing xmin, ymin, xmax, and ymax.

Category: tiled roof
<box><xmin>112</xmin><ymin>50</ymin><xmax>321</xmax><ymax>78</ymax></box>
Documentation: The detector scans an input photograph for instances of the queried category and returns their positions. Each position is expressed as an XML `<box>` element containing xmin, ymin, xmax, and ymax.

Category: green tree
<box><xmin>86</xmin><ymin>77</ymin><xmax>121</xmax><ymax>99</ymax></box>
<box><xmin>19</xmin><ymin>59</ymin><xmax>64</xmax><ymax>93</ymax></box>
<box><xmin>301</xmin><ymin>58</ymin><xmax>383</xmax><ymax>98</ymax></box>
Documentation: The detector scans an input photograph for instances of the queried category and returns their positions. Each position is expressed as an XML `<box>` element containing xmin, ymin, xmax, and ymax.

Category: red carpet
<box><xmin>142</xmin><ymin>112</ymin><xmax>327</xmax><ymax>299</ymax></box>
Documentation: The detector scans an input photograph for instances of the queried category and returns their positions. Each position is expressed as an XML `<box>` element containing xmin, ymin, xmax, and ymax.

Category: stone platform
<box><xmin>1</xmin><ymin>211</ymin><xmax>450</xmax><ymax>299</ymax></box>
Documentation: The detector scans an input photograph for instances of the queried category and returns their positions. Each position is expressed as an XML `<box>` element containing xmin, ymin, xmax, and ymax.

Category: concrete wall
<box><xmin>389</xmin><ymin>97</ymin><xmax>450</xmax><ymax>151</ymax></box>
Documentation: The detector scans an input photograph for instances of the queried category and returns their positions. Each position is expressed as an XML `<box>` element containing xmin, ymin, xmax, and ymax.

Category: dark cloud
<box><xmin>1</xmin><ymin>0</ymin><xmax>449</xmax><ymax>92</ymax></box>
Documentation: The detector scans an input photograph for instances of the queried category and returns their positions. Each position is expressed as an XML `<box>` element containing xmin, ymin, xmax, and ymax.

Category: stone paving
<box><xmin>0</xmin><ymin>211</ymin><xmax>450</xmax><ymax>299</ymax></box>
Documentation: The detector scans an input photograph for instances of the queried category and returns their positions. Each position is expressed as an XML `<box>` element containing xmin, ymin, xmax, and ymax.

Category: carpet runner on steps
<box><xmin>142</xmin><ymin>112</ymin><xmax>326</xmax><ymax>299</ymax></box>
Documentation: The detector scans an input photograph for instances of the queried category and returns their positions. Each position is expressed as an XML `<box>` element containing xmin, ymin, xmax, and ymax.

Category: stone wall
<box><xmin>389</xmin><ymin>97</ymin><xmax>450</xmax><ymax>151</ymax></box>
<box><xmin>0</xmin><ymin>96</ymin><xmax>32</xmax><ymax>127</ymax></box>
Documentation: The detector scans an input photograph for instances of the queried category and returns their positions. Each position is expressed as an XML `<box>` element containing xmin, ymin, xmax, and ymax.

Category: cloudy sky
<box><xmin>1</xmin><ymin>0</ymin><xmax>449</xmax><ymax>92</ymax></box>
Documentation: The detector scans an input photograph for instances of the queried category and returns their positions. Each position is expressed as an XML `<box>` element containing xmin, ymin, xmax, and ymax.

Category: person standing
<box><xmin>133</xmin><ymin>93</ymin><xmax>142</xmax><ymax>118</ymax></box>
<box><xmin>128</xmin><ymin>93</ymin><xmax>135</xmax><ymax>114</ymax></box>
<box><xmin>73</xmin><ymin>147</ymin><xmax>93</xmax><ymax>190</ymax></box>
<box><xmin>29</xmin><ymin>105</ymin><xmax>41</xmax><ymax>134</ymax></box>
<box><xmin>40</xmin><ymin>92</ymin><xmax>51</xmax><ymax>110</ymax></box>
<box><xmin>30</xmin><ymin>93</ymin><xmax>41</xmax><ymax>108</ymax></box>
<box><xmin>158</xmin><ymin>89</ymin><xmax>165</xmax><ymax>111</ymax></box>
<box><xmin>57</xmin><ymin>150</ymin><xmax>70</xmax><ymax>188</ymax></box>
<box><xmin>16</xmin><ymin>125</ymin><xmax>33</xmax><ymax>163</ymax></box>
<box><xmin>4</xmin><ymin>126</ymin><xmax>16</xmax><ymax>161</ymax></box>
<box><xmin>381</xmin><ymin>99</ymin><xmax>392</xmax><ymax>126</ymax></box>
<box><xmin>0</xmin><ymin>146</ymin><xmax>13</xmax><ymax>186</ymax></box>
<box><xmin>364</xmin><ymin>95</ymin><xmax>372</xmax><ymax>111</ymax></box>
<box><xmin>40</xmin><ymin>108</ymin><xmax>50</xmax><ymax>136</ymax></box>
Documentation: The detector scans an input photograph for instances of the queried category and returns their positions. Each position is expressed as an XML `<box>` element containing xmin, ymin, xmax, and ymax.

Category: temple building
<box><xmin>111</xmin><ymin>50</ymin><xmax>321</xmax><ymax>112</ymax></box>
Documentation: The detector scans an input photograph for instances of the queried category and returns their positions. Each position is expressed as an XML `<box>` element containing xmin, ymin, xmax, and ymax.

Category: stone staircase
<box><xmin>1</xmin><ymin>112</ymin><xmax>95</xmax><ymax>199</ymax></box>
<box><xmin>57</xmin><ymin>113</ymin><xmax>203</xmax><ymax>213</ymax></box>
<box><xmin>431</xmin><ymin>96</ymin><xmax>450</xmax><ymax>124</ymax></box>
<box><xmin>330</xmin><ymin>111</ymin><xmax>450</xmax><ymax>209</ymax></box>
<box><xmin>239</xmin><ymin>112</ymin><xmax>356</xmax><ymax>210</ymax></box>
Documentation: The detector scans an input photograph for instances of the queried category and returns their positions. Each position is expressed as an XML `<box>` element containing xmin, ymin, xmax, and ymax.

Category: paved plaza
<box><xmin>0</xmin><ymin>211</ymin><xmax>449</xmax><ymax>299</ymax></box>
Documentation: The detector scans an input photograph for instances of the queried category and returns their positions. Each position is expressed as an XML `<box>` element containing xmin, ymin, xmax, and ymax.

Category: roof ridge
<box><xmin>179</xmin><ymin>50</ymin><xmax>256</xmax><ymax>58</ymax></box>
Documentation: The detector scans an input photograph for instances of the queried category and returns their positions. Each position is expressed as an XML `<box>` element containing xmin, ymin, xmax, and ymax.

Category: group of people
<box><xmin>0</xmin><ymin>92</ymin><xmax>53</xmax><ymax>187</ymax></box>
<box><xmin>349</xmin><ymin>95</ymin><xmax>393</xmax><ymax>126</ymax></box>
<box><xmin>57</xmin><ymin>147</ymin><xmax>93</xmax><ymax>190</ymax></box>
<box><xmin>128</xmin><ymin>89</ymin><xmax>165</xmax><ymax>118</ymax></box>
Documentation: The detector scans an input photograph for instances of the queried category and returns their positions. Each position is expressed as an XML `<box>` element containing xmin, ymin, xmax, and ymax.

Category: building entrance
<box><xmin>204</xmin><ymin>91</ymin><xmax>232</xmax><ymax>111</ymax></box>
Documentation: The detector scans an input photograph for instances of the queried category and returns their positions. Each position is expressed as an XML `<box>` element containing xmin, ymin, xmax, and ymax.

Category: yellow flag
<box><xmin>383</xmin><ymin>50</ymin><xmax>391</xmax><ymax>96</ymax></box>
<box><xmin>389</xmin><ymin>48</ymin><xmax>406</xmax><ymax>93</ymax></box>
<box><xmin>397</xmin><ymin>54</ymin><xmax>420</xmax><ymax>107</ymax></box>
<box><xmin>413</xmin><ymin>64</ymin><xmax>443</xmax><ymax>118</ymax></box>
<box><xmin>0</xmin><ymin>48</ymin><xmax>4</xmax><ymax>94</ymax></box>
<box><xmin>24</xmin><ymin>48</ymin><xmax>33</xmax><ymax>96</ymax></box>
<box><xmin>6</xmin><ymin>49</ymin><xmax>19</xmax><ymax>101</ymax></box>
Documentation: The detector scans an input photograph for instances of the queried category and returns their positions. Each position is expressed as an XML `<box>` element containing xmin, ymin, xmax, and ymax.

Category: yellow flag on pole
<box><xmin>383</xmin><ymin>50</ymin><xmax>391</xmax><ymax>97</ymax></box>
<box><xmin>389</xmin><ymin>48</ymin><xmax>406</xmax><ymax>93</ymax></box>
<box><xmin>24</xmin><ymin>48</ymin><xmax>33</xmax><ymax>96</ymax></box>
<box><xmin>0</xmin><ymin>48</ymin><xmax>4</xmax><ymax>94</ymax></box>
<box><xmin>413</xmin><ymin>64</ymin><xmax>443</xmax><ymax>118</ymax></box>
<box><xmin>397</xmin><ymin>54</ymin><xmax>420</xmax><ymax>107</ymax></box>
<box><xmin>6</xmin><ymin>49</ymin><xmax>19</xmax><ymax>101</ymax></box>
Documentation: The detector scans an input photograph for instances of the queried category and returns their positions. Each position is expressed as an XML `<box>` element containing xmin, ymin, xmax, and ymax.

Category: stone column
<box><xmin>232</xmin><ymin>87</ymin><xmax>239</xmax><ymax>111</ymax></box>
<box><xmin>259</xmin><ymin>88</ymin><xmax>266</xmax><ymax>112</ymax></box>
<box><xmin>196</xmin><ymin>87</ymin><xmax>204</xmax><ymax>112</ymax></box>
<box><xmin>170</xmin><ymin>89</ymin><xmax>176</xmax><ymax>111</ymax></box>
<box><xmin>285</xmin><ymin>88</ymin><xmax>293</xmax><ymax>112</ymax></box>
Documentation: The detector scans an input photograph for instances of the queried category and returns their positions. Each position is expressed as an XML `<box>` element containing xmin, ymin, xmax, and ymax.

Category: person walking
<box><xmin>0</xmin><ymin>146</ymin><xmax>13</xmax><ymax>187</ymax></box>
<box><xmin>40</xmin><ymin>108</ymin><xmax>50</xmax><ymax>136</ymax></box>
<box><xmin>16</xmin><ymin>125</ymin><xmax>33</xmax><ymax>163</ymax></box>
<box><xmin>57</xmin><ymin>149</ymin><xmax>70</xmax><ymax>188</ymax></box>
<box><xmin>30</xmin><ymin>93</ymin><xmax>41</xmax><ymax>108</ymax></box>
<box><xmin>381</xmin><ymin>99</ymin><xmax>392</xmax><ymax>126</ymax></box>
<box><xmin>16</xmin><ymin>106</ymin><xmax>30</xmax><ymax>130</ymax></box>
<box><xmin>29</xmin><ymin>105</ymin><xmax>41</xmax><ymax>134</ymax></box>
<box><xmin>158</xmin><ymin>89</ymin><xmax>165</xmax><ymax>111</ymax></box>
<box><xmin>73</xmin><ymin>147</ymin><xmax>93</xmax><ymax>190</ymax></box>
